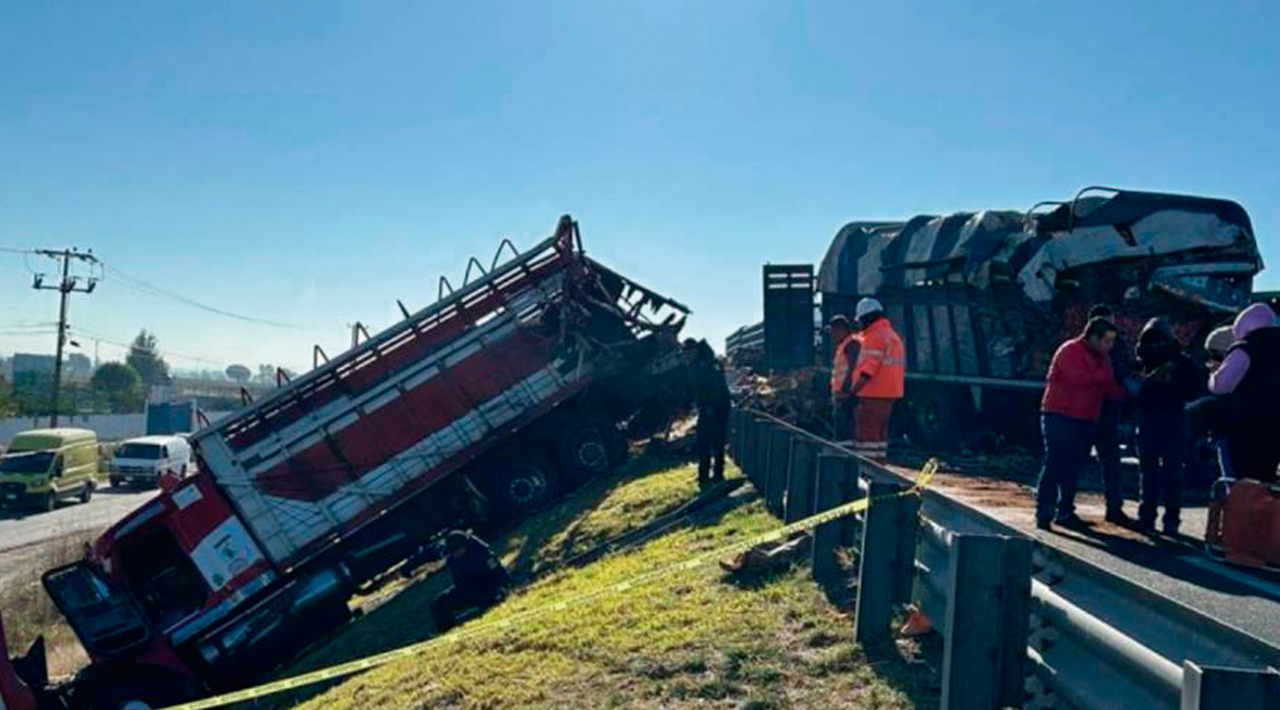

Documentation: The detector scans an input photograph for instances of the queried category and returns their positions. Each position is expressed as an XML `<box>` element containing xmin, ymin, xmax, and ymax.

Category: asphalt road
<box><xmin>0</xmin><ymin>484</ymin><xmax>158</xmax><ymax>589</ymax></box>
<box><xmin>923</xmin><ymin>471</ymin><xmax>1280</xmax><ymax>652</ymax></box>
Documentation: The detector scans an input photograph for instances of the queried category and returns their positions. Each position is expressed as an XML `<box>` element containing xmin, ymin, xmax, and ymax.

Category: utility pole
<box><xmin>32</xmin><ymin>248</ymin><xmax>99</xmax><ymax>427</ymax></box>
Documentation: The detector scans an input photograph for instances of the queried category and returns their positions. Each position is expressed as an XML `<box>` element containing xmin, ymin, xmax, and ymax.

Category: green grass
<box><xmin>275</xmin><ymin>455</ymin><xmax>938</xmax><ymax>710</ymax></box>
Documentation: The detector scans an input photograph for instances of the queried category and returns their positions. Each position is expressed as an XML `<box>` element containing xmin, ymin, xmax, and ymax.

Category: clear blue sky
<box><xmin>2</xmin><ymin>1</ymin><xmax>1277</xmax><ymax>373</ymax></box>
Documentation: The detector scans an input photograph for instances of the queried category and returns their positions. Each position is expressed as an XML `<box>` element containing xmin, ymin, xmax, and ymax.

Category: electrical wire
<box><xmin>68</xmin><ymin>325</ymin><xmax>232</xmax><ymax>368</ymax></box>
<box><xmin>100</xmin><ymin>263</ymin><xmax>330</xmax><ymax>332</ymax></box>
<box><xmin>0</xmin><ymin>246</ymin><xmax>34</xmax><ymax>255</ymax></box>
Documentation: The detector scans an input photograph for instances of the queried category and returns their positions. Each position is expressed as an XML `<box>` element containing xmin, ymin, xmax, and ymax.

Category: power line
<box><xmin>0</xmin><ymin>246</ymin><xmax>33</xmax><ymax>254</ymax></box>
<box><xmin>101</xmin><ymin>263</ymin><xmax>329</xmax><ymax>331</ymax></box>
<box><xmin>69</xmin><ymin>325</ymin><xmax>232</xmax><ymax>368</ymax></box>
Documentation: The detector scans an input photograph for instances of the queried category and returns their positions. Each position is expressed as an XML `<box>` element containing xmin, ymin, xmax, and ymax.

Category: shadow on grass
<box><xmin>862</xmin><ymin>633</ymin><xmax>943</xmax><ymax>709</ymax></box>
<box><xmin>230</xmin><ymin>451</ymin><xmax>702</xmax><ymax>709</ymax></box>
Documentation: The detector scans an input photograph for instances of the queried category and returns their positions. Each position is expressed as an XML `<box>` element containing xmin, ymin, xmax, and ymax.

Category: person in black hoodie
<box><xmin>1134</xmin><ymin>318</ymin><xmax>1206</xmax><ymax>535</ymax></box>
<box><xmin>684</xmin><ymin>339</ymin><xmax>731</xmax><ymax>489</ymax></box>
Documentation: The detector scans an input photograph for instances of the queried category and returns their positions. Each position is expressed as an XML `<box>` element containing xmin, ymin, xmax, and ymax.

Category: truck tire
<box><xmin>43</xmin><ymin>493</ymin><xmax>56</xmax><ymax>513</ymax></box>
<box><xmin>477</xmin><ymin>456</ymin><xmax>561</xmax><ymax>515</ymax></box>
<box><xmin>907</xmin><ymin>385</ymin><xmax>968</xmax><ymax>449</ymax></box>
<box><xmin>110</xmin><ymin>476</ymin><xmax>123</xmax><ymax>488</ymax></box>
<box><xmin>553</xmin><ymin>417</ymin><xmax>627</xmax><ymax>488</ymax></box>
<box><xmin>80</xmin><ymin>481</ymin><xmax>94</xmax><ymax>504</ymax></box>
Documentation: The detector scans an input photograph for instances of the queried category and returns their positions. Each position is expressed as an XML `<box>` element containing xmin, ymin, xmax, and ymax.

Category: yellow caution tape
<box><xmin>160</xmin><ymin>459</ymin><xmax>937</xmax><ymax>710</ymax></box>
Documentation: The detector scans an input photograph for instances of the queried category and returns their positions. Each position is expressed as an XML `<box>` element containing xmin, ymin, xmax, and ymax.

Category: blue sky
<box><xmin>2</xmin><ymin>0</ymin><xmax>1277</xmax><ymax>373</ymax></box>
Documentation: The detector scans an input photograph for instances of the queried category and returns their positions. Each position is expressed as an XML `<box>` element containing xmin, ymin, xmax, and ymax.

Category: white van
<box><xmin>108</xmin><ymin>435</ymin><xmax>194</xmax><ymax>488</ymax></box>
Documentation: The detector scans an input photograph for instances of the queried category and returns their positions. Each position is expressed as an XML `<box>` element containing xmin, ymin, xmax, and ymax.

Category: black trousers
<box><xmin>1137</xmin><ymin>414</ymin><xmax>1187</xmax><ymax>527</ymax></box>
<box><xmin>1095</xmin><ymin>401</ymin><xmax>1125</xmax><ymax>513</ymax></box>
<box><xmin>696</xmin><ymin>403</ymin><xmax>730</xmax><ymax>484</ymax></box>
<box><xmin>432</xmin><ymin>582</ymin><xmax>505</xmax><ymax>631</ymax></box>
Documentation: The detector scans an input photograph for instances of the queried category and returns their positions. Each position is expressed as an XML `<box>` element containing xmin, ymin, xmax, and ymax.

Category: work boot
<box><xmin>1105</xmin><ymin>509</ymin><xmax>1136</xmax><ymax>528</ymax></box>
<box><xmin>1053</xmin><ymin>513</ymin><xmax>1091</xmax><ymax>530</ymax></box>
<box><xmin>1134</xmin><ymin>517</ymin><xmax>1156</xmax><ymax>535</ymax></box>
<box><xmin>1162</xmin><ymin>519</ymin><xmax>1180</xmax><ymax>537</ymax></box>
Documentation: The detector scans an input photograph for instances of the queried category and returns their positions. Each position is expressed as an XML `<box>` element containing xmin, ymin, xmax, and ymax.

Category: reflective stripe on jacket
<box><xmin>852</xmin><ymin>318</ymin><xmax>905</xmax><ymax>400</ymax></box>
<box><xmin>830</xmin><ymin>333</ymin><xmax>859</xmax><ymax>395</ymax></box>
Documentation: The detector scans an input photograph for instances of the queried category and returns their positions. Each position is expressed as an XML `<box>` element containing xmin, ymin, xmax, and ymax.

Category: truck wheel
<box><xmin>478</xmin><ymin>456</ymin><xmax>561</xmax><ymax>515</ymax></box>
<box><xmin>80</xmin><ymin>481</ymin><xmax>94</xmax><ymax>504</ymax></box>
<box><xmin>110</xmin><ymin>477</ymin><xmax>123</xmax><ymax>488</ymax></box>
<box><xmin>43</xmin><ymin>494</ymin><xmax>56</xmax><ymax>513</ymax></box>
<box><xmin>908</xmin><ymin>386</ymin><xmax>967</xmax><ymax>449</ymax></box>
<box><xmin>553</xmin><ymin>417</ymin><xmax>627</xmax><ymax>488</ymax></box>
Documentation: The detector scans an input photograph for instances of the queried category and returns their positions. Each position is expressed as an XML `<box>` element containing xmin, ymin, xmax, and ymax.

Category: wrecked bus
<box><xmin>734</xmin><ymin>187</ymin><xmax>1260</xmax><ymax>448</ymax></box>
<box><xmin>0</xmin><ymin>216</ymin><xmax>690</xmax><ymax>710</ymax></box>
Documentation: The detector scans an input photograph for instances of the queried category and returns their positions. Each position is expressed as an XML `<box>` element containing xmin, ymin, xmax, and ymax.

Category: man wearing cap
<box><xmin>827</xmin><ymin>315</ymin><xmax>861</xmax><ymax>445</ymax></box>
<box><xmin>848</xmin><ymin>298</ymin><xmax>906</xmax><ymax>457</ymax></box>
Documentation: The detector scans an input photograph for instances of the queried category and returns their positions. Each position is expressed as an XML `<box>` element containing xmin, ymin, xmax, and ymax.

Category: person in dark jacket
<box><xmin>428</xmin><ymin>530</ymin><xmax>510</xmax><ymax>631</ymax></box>
<box><xmin>1209</xmin><ymin>303</ymin><xmax>1280</xmax><ymax>483</ymax></box>
<box><xmin>1036</xmin><ymin>317</ymin><xmax>1128</xmax><ymax>531</ymax></box>
<box><xmin>1088</xmin><ymin>304</ymin><xmax>1135</xmax><ymax>525</ymax></box>
<box><xmin>1134</xmin><ymin>318</ymin><xmax>1206</xmax><ymax>535</ymax></box>
<box><xmin>684</xmin><ymin>338</ymin><xmax>731</xmax><ymax>489</ymax></box>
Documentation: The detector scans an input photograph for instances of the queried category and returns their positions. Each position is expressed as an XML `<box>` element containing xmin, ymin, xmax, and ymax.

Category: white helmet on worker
<box><xmin>855</xmin><ymin>297</ymin><xmax>884</xmax><ymax>321</ymax></box>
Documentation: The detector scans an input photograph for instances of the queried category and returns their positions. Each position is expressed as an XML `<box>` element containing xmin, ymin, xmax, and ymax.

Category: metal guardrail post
<box><xmin>764</xmin><ymin>426</ymin><xmax>792</xmax><ymax>515</ymax></box>
<box><xmin>839</xmin><ymin>457</ymin><xmax>863</xmax><ymax>548</ymax></box>
<box><xmin>785</xmin><ymin>438</ymin><xmax>818</xmax><ymax>523</ymax></box>
<box><xmin>812</xmin><ymin>453</ymin><xmax>852</xmax><ymax>585</ymax></box>
<box><xmin>886</xmin><ymin>466</ymin><xmax>921</xmax><ymax>607</ymax></box>
<box><xmin>1181</xmin><ymin>662</ymin><xmax>1280</xmax><ymax>709</ymax></box>
<box><xmin>855</xmin><ymin>479</ymin><xmax>906</xmax><ymax>646</ymax></box>
<box><xmin>738</xmin><ymin>415</ymin><xmax>758</xmax><ymax>485</ymax></box>
<box><xmin>727</xmin><ymin>409</ymin><xmax>742</xmax><ymax>463</ymax></box>
<box><xmin>940</xmin><ymin>534</ymin><xmax>1032</xmax><ymax>710</ymax></box>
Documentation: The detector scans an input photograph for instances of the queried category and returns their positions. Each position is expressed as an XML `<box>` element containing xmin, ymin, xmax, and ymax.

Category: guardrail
<box><xmin>729</xmin><ymin>408</ymin><xmax>1280</xmax><ymax>710</ymax></box>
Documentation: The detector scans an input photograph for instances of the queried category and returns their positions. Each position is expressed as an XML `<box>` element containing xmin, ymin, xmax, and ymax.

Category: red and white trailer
<box><xmin>0</xmin><ymin>216</ymin><xmax>690</xmax><ymax>710</ymax></box>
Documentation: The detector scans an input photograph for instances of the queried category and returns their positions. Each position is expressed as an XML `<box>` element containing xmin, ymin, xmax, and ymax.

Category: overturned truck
<box><xmin>0</xmin><ymin>216</ymin><xmax>690</xmax><ymax>710</ymax></box>
<box><xmin>739</xmin><ymin>187</ymin><xmax>1260</xmax><ymax>448</ymax></box>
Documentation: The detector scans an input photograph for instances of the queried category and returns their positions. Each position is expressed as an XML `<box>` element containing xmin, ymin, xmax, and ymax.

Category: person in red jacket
<box><xmin>1036</xmin><ymin>317</ymin><xmax>1128</xmax><ymax>531</ymax></box>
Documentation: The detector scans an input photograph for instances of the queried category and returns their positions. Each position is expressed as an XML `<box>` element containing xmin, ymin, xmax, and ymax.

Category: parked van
<box><xmin>0</xmin><ymin>429</ymin><xmax>100</xmax><ymax>511</ymax></box>
<box><xmin>109</xmin><ymin>435</ymin><xmax>194</xmax><ymax>488</ymax></box>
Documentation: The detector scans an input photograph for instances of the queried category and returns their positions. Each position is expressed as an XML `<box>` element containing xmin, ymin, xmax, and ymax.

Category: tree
<box><xmin>127</xmin><ymin>330</ymin><xmax>171</xmax><ymax>387</ymax></box>
<box><xmin>256</xmin><ymin>364</ymin><xmax>275</xmax><ymax>384</ymax></box>
<box><xmin>66</xmin><ymin>353</ymin><xmax>93</xmax><ymax>379</ymax></box>
<box><xmin>91</xmin><ymin>362</ymin><xmax>143</xmax><ymax>413</ymax></box>
<box><xmin>225</xmin><ymin>364</ymin><xmax>252</xmax><ymax>383</ymax></box>
<box><xmin>0</xmin><ymin>375</ymin><xmax>12</xmax><ymax>417</ymax></box>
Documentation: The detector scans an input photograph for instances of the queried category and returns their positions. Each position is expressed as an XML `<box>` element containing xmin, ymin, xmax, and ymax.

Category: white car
<box><xmin>109</xmin><ymin>435</ymin><xmax>195</xmax><ymax>488</ymax></box>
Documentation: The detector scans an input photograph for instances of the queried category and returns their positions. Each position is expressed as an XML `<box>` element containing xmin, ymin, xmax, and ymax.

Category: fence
<box><xmin>730</xmin><ymin>409</ymin><xmax>1280</xmax><ymax>710</ymax></box>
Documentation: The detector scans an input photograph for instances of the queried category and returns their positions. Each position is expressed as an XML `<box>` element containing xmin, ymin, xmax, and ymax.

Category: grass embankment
<box><xmin>279</xmin><ymin>453</ymin><xmax>937</xmax><ymax>709</ymax></box>
<box><xmin>0</xmin><ymin>530</ymin><xmax>95</xmax><ymax>677</ymax></box>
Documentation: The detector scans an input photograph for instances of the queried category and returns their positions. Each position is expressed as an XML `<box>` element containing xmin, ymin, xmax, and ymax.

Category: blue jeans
<box><xmin>1036</xmin><ymin>413</ymin><xmax>1098</xmax><ymax>525</ymax></box>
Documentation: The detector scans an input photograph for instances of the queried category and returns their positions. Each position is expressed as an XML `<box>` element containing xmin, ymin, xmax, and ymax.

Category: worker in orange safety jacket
<box><xmin>848</xmin><ymin>298</ymin><xmax>905</xmax><ymax>457</ymax></box>
<box><xmin>828</xmin><ymin>315</ymin><xmax>861</xmax><ymax>445</ymax></box>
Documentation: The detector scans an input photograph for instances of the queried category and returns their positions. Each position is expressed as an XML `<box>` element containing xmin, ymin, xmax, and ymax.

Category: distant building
<box><xmin>12</xmin><ymin>353</ymin><xmax>56</xmax><ymax>375</ymax></box>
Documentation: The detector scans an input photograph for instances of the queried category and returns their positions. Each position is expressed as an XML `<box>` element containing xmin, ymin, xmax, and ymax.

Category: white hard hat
<box><xmin>855</xmin><ymin>297</ymin><xmax>884</xmax><ymax>321</ymax></box>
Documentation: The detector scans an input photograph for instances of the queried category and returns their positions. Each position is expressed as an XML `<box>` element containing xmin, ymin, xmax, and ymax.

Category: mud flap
<box><xmin>0</xmin><ymin>612</ymin><xmax>41</xmax><ymax>710</ymax></box>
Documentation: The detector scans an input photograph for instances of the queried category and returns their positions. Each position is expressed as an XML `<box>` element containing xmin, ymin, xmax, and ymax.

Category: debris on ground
<box><xmin>719</xmin><ymin>531</ymin><xmax>812</xmax><ymax>578</ymax></box>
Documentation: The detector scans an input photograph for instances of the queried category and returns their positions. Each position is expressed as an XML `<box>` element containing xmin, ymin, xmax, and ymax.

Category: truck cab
<box><xmin>0</xmin><ymin>429</ymin><xmax>100</xmax><ymax>512</ymax></box>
